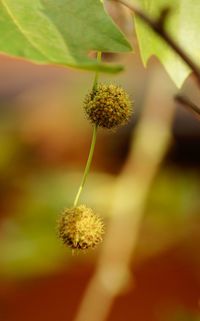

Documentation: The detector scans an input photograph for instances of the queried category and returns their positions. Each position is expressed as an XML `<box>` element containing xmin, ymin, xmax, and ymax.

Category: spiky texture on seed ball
<box><xmin>83</xmin><ymin>83</ymin><xmax>132</xmax><ymax>129</ymax></box>
<box><xmin>57</xmin><ymin>205</ymin><xmax>104</xmax><ymax>250</ymax></box>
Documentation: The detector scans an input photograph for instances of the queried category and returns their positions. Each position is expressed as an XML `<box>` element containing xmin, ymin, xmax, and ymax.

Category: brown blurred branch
<box><xmin>175</xmin><ymin>94</ymin><xmax>200</xmax><ymax>120</ymax></box>
<box><xmin>73</xmin><ymin>4</ymin><xmax>198</xmax><ymax>321</ymax></box>
<box><xmin>74</xmin><ymin>69</ymin><xmax>176</xmax><ymax>321</ymax></box>
<box><xmin>114</xmin><ymin>0</ymin><xmax>200</xmax><ymax>85</ymax></box>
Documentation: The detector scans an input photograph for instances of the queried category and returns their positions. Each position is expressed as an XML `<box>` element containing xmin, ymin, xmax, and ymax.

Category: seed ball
<box><xmin>83</xmin><ymin>83</ymin><xmax>132</xmax><ymax>129</ymax></box>
<box><xmin>57</xmin><ymin>205</ymin><xmax>104</xmax><ymax>250</ymax></box>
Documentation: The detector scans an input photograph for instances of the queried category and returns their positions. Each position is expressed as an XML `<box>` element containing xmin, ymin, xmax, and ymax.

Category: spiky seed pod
<box><xmin>83</xmin><ymin>83</ymin><xmax>132</xmax><ymax>129</ymax></box>
<box><xmin>57</xmin><ymin>205</ymin><xmax>104</xmax><ymax>250</ymax></box>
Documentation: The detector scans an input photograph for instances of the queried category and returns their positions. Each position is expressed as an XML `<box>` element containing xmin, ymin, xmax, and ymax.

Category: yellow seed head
<box><xmin>84</xmin><ymin>83</ymin><xmax>133</xmax><ymax>129</ymax></box>
<box><xmin>57</xmin><ymin>205</ymin><xmax>104</xmax><ymax>250</ymax></box>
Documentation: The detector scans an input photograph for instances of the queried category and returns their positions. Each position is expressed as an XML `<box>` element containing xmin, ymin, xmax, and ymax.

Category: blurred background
<box><xmin>0</xmin><ymin>4</ymin><xmax>199</xmax><ymax>321</ymax></box>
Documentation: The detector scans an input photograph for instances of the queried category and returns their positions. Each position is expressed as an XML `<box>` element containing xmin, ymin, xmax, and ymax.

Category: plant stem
<box><xmin>73</xmin><ymin>51</ymin><xmax>102</xmax><ymax>207</ymax></box>
<box><xmin>114</xmin><ymin>0</ymin><xmax>200</xmax><ymax>85</ymax></box>
<box><xmin>74</xmin><ymin>68</ymin><xmax>176</xmax><ymax>321</ymax></box>
<box><xmin>175</xmin><ymin>94</ymin><xmax>200</xmax><ymax>120</ymax></box>
<box><xmin>93</xmin><ymin>52</ymin><xmax>102</xmax><ymax>91</ymax></box>
<box><xmin>73</xmin><ymin>124</ymin><xmax>98</xmax><ymax>207</ymax></box>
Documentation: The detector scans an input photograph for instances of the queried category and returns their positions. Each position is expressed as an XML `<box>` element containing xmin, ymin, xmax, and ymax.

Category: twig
<box><xmin>74</xmin><ymin>69</ymin><xmax>176</xmax><ymax>321</ymax></box>
<box><xmin>114</xmin><ymin>0</ymin><xmax>200</xmax><ymax>85</ymax></box>
<box><xmin>175</xmin><ymin>94</ymin><xmax>200</xmax><ymax>120</ymax></box>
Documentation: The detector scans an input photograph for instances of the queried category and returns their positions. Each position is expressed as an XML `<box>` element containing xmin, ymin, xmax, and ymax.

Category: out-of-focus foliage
<box><xmin>165</xmin><ymin>308</ymin><xmax>200</xmax><ymax>321</ymax></box>
<box><xmin>0</xmin><ymin>164</ymin><xmax>199</xmax><ymax>278</ymax></box>
<box><xmin>0</xmin><ymin>0</ymin><xmax>131</xmax><ymax>72</ymax></box>
<box><xmin>134</xmin><ymin>0</ymin><xmax>200</xmax><ymax>87</ymax></box>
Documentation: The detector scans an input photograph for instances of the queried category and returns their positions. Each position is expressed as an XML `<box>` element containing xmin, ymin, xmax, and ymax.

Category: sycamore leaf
<box><xmin>134</xmin><ymin>0</ymin><xmax>200</xmax><ymax>87</ymax></box>
<box><xmin>0</xmin><ymin>0</ymin><xmax>132</xmax><ymax>72</ymax></box>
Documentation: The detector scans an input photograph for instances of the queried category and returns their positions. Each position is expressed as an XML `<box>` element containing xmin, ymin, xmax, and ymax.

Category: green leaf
<box><xmin>0</xmin><ymin>0</ymin><xmax>132</xmax><ymax>72</ymax></box>
<box><xmin>134</xmin><ymin>0</ymin><xmax>200</xmax><ymax>87</ymax></box>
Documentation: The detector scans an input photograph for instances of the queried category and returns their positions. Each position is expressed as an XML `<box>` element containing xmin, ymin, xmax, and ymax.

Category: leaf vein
<box><xmin>1</xmin><ymin>0</ymin><xmax>48</xmax><ymax>60</ymax></box>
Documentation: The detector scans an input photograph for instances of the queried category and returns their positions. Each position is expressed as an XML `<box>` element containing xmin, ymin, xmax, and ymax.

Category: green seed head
<box><xmin>83</xmin><ymin>83</ymin><xmax>133</xmax><ymax>129</ymax></box>
<box><xmin>57</xmin><ymin>205</ymin><xmax>104</xmax><ymax>250</ymax></box>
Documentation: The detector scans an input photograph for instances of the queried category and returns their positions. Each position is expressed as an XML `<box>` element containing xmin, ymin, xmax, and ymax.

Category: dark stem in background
<box><xmin>175</xmin><ymin>95</ymin><xmax>200</xmax><ymax>120</ymax></box>
<box><xmin>113</xmin><ymin>0</ymin><xmax>200</xmax><ymax>118</ymax></box>
<box><xmin>114</xmin><ymin>0</ymin><xmax>200</xmax><ymax>84</ymax></box>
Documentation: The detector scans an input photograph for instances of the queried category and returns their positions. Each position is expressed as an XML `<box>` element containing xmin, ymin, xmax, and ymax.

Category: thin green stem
<box><xmin>73</xmin><ymin>124</ymin><xmax>98</xmax><ymax>207</ymax></box>
<box><xmin>73</xmin><ymin>51</ymin><xmax>102</xmax><ymax>207</ymax></box>
<box><xmin>93</xmin><ymin>52</ymin><xmax>102</xmax><ymax>91</ymax></box>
